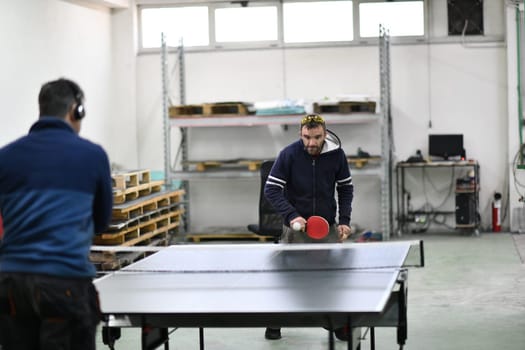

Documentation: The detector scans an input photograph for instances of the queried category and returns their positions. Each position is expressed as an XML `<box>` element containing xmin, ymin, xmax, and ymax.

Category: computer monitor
<box><xmin>428</xmin><ymin>134</ymin><xmax>464</xmax><ymax>160</ymax></box>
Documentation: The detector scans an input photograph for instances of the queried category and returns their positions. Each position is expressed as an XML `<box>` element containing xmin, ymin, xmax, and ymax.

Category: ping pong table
<box><xmin>95</xmin><ymin>241</ymin><xmax>423</xmax><ymax>350</ymax></box>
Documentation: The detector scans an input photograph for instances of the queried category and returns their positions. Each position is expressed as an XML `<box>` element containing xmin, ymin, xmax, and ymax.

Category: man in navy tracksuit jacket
<box><xmin>0</xmin><ymin>78</ymin><xmax>113</xmax><ymax>350</ymax></box>
<box><xmin>263</xmin><ymin>114</ymin><xmax>354</xmax><ymax>340</ymax></box>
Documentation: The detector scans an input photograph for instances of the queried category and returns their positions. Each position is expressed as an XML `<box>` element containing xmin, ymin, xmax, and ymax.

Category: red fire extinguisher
<box><xmin>492</xmin><ymin>192</ymin><xmax>502</xmax><ymax>232</ymax></box>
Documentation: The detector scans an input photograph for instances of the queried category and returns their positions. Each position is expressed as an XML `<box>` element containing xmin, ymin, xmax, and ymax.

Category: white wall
<box><xmin>0</xmin><ymin>0</ymin><xmax>136</xmax><ymax>170</ymax></box>
<box><xmin>110</xmin><ymin>5</ymin><xmax>140</xmax><ymax>168</ymax></box>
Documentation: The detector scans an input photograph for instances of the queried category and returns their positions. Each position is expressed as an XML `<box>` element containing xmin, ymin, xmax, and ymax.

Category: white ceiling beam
<box><xmin>64</xmin><ymin>0</ymin><xmax>130</xmax><ymax>9</ymax></box>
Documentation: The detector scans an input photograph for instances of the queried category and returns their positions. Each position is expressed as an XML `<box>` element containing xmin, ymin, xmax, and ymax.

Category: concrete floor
<box><xmin>95</xmin><ymin>233</ymin><xmax>525</xmax><ymax>350</ymax></box>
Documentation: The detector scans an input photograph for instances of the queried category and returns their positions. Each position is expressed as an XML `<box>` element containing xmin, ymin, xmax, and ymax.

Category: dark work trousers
<box><xmin>0</xmin><ymin>273</ymin><xmax>102</xmax><ymax>350</ymax></box>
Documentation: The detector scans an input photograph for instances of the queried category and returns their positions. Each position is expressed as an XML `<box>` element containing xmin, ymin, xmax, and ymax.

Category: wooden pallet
<box><xmin>169</xmin><ymin>102</ymin><xmax>254</xmax><ymax>118</ymax></box>
<box><xmin>203</xmin><ymin>102</ymin><xmax>253</xmax><ymax>116</ymax></box>
<box><xmin>94</xmin><ymin>209</ymin><xmax>182</xmax><ymax>245</ymax></box>
<box><xmin>112</xmin><ymin>169</ymin><xmax>152</xmax><ymax>190</ymax></box>
<box><xmin>91</xmin><ymin>175</ymin><xmax>186</xmax><ymax>272</ymax></box>
<box><xmin>169</xmin><ymin>104</ymin><xmax>204</xmax><ymax>118</ymax></box>
<box><xmin>107</xmin><ymin>203</ymin><xmax>181</xmax><ymax>232</ymax></box>
<box><xmin>113</xmin><ymin>180</ymin><xmax>165</xmax><ymax>204</ymax></box>
<box><xmin>90</xmin><ymin>238</ymin><xmax>168</xmax><ymax>271</ymax></box>
<box><xmin>112</xmin><ymin>169</ymin><xmax>165</xmax><ymax>204</ymax></box>
<box><xmin>184</xmin><ymin>159</ymin><xmax>265</xmax><ymax>172</ymax></box>
<box><xmin>111</xmin><ymin>189</ymin><xmax>185</xmax><ymax>221</ymax></box>
<box><xmin>347</xmin><ymin>156</ymin><xmax>381</xmax><ymax>168</ymax></box>
<box><xmin>186</xmin><ymin>233</ymin><xmax>274</xmax><ymax>243</ymax></box>
<box><xmin>314</xmin><ymin>101</ymin><xmax>376</xmax><ymax>114</ymax></box>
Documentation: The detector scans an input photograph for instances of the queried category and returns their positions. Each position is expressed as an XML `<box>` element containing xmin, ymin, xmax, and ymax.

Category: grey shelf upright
<box><xmin>379</xmin><ymin>25</ymin><xmax>393</xmax><ymax>239</ymax></box>
<box><xmin>161</xmin><ymin>35</ymin><xmax>189</xmax><ymax>233</ymax></box>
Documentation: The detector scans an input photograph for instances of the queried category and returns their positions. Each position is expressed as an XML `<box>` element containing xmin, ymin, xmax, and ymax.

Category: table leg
<box><xmin>347</xmin><ymin>316</ymin><xmax>353</xmax><ymax>350</ymax></box>
<box><xmin>102</xmin><ymin>326</ymin><xmax>120</xmax><ymax>349</ymax></box>
<box><xmin>328</xmin><ymin>328</ymin><xmax>335</xmax><ymax>350</ymax></box>
<box><xmin>199</xmin><ymin>327</ymin><xmax>204</xmax><ymax>350</ymax></box>
<box><xmin>397</xmin><ymin>273</ymin><xmax>408</xmax><ymax>347</ymax></box>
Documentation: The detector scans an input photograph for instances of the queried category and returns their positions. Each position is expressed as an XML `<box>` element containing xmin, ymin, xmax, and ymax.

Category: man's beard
<box><xmin>305</xmin><ymin>146</ymin><xmax>321</xmax><ymax>155</ymax></box>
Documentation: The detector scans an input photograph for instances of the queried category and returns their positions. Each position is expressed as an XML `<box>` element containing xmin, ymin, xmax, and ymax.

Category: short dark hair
<box><xmin>300</xmin><ymin>114</ymin><xmax>326</xmax><ymax>130</ymax></box>
<box><xmin>38</xmin><ymin>78</ymin><xmax>84</xmax><ymax>119</ymax></box>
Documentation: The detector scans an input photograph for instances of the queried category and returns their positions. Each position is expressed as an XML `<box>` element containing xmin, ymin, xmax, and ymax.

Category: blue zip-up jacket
<box><xmin>264</xmin><ymin>136</ymin><xmax>353</xmax><ymax>226</ymax></box>
<box><xmin>0</xmin><ymin>117</ymin><xmax>113</xmax><ymax>278</ymax></box>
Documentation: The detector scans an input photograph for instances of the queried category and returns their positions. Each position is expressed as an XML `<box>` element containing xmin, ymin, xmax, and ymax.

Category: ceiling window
<box><xmin>215</xmin><ymin>6</ymin><xmax>278</xmax><ymax>43</ymax></box>
<box><xmin>140</xmin><ymin>6</ymin><xmax>209</xmax><ymax>48</ymax></box>
<box><xmin>283</xmin><ymin>1</ymin><xmax>354</xmax><ymax>43</ymax></box>
<box><xmin>138</xmin><ymin>1</ymin><xmax>429</xmax><ymax>51</ymax></box>
<box><xmin>359</xmin><ymin>1</ymin><xmax>424</xmax><ymax>37</ymax></box>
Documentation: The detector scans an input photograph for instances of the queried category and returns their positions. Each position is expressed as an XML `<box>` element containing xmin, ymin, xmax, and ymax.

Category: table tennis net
<box><xmin>98</xmin><ymin>241</ymin><xmax>424</xmax><ymax>275</ymax></box>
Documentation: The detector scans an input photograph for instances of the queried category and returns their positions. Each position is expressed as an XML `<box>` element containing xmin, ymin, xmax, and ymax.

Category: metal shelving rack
<box><xmin>395</xmin><ymin>160</ymin><xmax>480</xmax><ymax>236</ymax></box>
<box><xmin>170</xmin><ymin>113</ymin><xmax>382</xmax><ymax>182</ymax></box>
<box><xmin>161</xmin><ymin>30</ymin><xmax>393</xmax><ymax>239</ymax></box>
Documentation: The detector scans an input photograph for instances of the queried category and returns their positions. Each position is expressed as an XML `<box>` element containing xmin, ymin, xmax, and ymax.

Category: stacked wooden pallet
<box><xmin>90</xmin><ymin>169</ymin><xmax>185</xmax><ymax>271</ymax></box>
<box><xmin>111</xmin><ymin>169</ymin><xmax>165</xmax><ymax>204</ymax></box>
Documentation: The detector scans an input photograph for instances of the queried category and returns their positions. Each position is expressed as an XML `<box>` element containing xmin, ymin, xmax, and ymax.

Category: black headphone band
<box><xmin>65</xmin><ymin>80</ymin><xmax>85</xmax><ymax>120</ymax></box>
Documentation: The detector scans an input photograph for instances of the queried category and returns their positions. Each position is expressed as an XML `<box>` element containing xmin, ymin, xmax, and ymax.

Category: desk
<box><xmin>396</xmin><ymin>160</ymin><xmax>480</xmax><ymax>234</ymax></box>
<box><xmin>95</xmin><ymin>242</ymin><xmax>423</xmax><ymax>350</ymax></box>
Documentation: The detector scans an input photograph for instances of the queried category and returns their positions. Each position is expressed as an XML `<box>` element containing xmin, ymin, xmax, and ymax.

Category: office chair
<box><xmin>247</xmin><ymin>160</ymin><xmax>282</xmax><ymax>243</ymax></box>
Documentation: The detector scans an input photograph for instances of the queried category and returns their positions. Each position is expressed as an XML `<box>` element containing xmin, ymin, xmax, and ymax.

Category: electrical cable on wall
<box><xmin>432</xmin><ymin>212</ymin><xmax>456</xmax><ymax>230</ymax></box>
<box><xmin>426</xmin><ymin>2</ymin><xmax>433</xmax><ymax>129</ymax></box>
<box><xmin>502</xmin><ymin>176</ymin><xmax>511</xmax><ymax>227</ymax></box>
<box><xmin>510</xmin><ymin>144</ymin><xmax>525</xmax><ymax>232</ymax></box>
<box><xmin>512</xmin><ymin>144</ymin><xmax>525</xmax><ymax>201</ymax></box>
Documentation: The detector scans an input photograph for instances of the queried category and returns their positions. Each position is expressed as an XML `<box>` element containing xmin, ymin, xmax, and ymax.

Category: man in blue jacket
<box><xmin>263</xmin><ymin>114</ymin><xmax>354</xmax><ymax>340</ymax></box>
<box><xmin>0</xmin><ymin>78</ymin><xmax>113</xmax><ymax>350</ymax></box>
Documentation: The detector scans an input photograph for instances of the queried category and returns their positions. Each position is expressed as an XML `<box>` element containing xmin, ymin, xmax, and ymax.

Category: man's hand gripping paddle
<box><xmin>292</xmin><ymin>216</ymin><xmax>329</xmax><ymax>239</ymax></box>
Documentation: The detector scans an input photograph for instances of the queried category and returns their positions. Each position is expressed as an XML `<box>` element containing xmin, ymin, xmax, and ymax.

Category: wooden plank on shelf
<box><xmin>169</xmin><ymin>104</ymin><xmax>204</xmax><ymax>118</ymax></box>
<box><xmin>183</xmin><ymin>159</ymin><xmax>266</xmax><ymax>172</ymax></box>
<box><xmin>314</xmin><ymin>101</ymin><xmax>376</xmax><ymax>114</ymax></box>
<box><xmin>238</xmin><ymin>160</ymin><xmax>263</xmax><ymax>171</ymax></box>
<box><xmin>347</xmin><ymin>156</ymin><xmax>381</xmax><ymax>168</ymax></box>
<box><xmin>203</xmin><ymin>102</ymin><xmax>253</xmax><ymax>116</ymax></box>
<box><xmin>186</xmin><ymin>232</ymin><xmax>274</xmax><ymax>243</ymax></box>
<box><xmin>169</xmin><ymin>102</ymin><xmax>255</xmax><ymax>118</ymax></box>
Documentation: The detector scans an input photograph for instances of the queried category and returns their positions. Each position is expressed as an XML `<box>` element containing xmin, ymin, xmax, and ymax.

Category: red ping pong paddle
<box><xmin>305</xmin><ymin>216</ymin><xmax>329</xmax><ymax>239</ymax></box>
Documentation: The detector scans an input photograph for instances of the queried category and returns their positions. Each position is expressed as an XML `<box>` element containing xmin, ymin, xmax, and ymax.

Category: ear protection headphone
<box><xmin>65</xmin><ymin>80</ymin><xmax>85</xmax><ymax>120</ymax></box>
